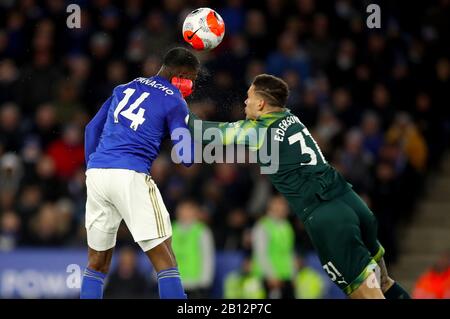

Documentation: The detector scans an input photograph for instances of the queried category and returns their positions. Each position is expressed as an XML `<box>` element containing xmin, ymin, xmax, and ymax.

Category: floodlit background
<box><xmin>0</xmin><ymin>0</ymin><xmax>449</xmax><ymax>299</ymax></box>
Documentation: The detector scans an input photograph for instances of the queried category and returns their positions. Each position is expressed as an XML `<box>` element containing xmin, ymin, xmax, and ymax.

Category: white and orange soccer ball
<box><xmin>182</xmin><ymin>8</ymin><xmax>225</xmax><ymax>51</ymax></box>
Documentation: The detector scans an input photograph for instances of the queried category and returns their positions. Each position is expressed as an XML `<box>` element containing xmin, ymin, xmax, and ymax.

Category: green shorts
<box><xmin>303</xmin><ymin>189</ymin><xmax>385</xmax><ymax>295</ymax></box>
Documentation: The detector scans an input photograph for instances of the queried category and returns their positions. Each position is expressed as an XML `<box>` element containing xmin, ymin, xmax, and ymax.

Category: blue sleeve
<box><xmin>84</xmin><ymin>96</ymin><xmax>112</xmax><ymax>164</ymax></box>
<box><xmin>166</xmin><ymin>98</ymin><xmax>195</xmax><ymax>167</ymax></box>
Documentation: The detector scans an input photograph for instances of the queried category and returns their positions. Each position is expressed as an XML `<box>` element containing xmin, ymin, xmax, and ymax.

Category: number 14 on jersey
<box><xmin>114</xmin><ymin>88</ymin><xmax>148</xmax><ymax>131</ymax></box>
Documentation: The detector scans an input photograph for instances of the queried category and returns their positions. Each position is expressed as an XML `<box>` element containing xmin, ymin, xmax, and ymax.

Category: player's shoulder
<box><xmin>112</xmin><ymin>76</ymin><xmax>185</xmax><ymax>110</ymax></box>
<box><xmin>113</xmin><ymin>76</ymin><xmax>181</xmax><ymax>97</ymax></box>
<box><xmin>273</xmin><ymin>111</ymin><xmax>305</xmax><ymax>128</ymax></box>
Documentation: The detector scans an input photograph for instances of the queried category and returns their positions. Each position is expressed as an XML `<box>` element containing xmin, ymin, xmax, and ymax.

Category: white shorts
<box><xmin>85</xmin><ymin>168</ymin><xmax>172</xmax><ymax>251</ymax></box>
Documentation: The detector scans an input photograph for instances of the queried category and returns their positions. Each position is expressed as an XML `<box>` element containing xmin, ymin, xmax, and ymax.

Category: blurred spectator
<box><xmin>92</xmin><ymin>60</ymin><xmax>129</xmax><ymax>107</ymax></box>
<box><xmin>142</xmin><ymin>10</ymin><xmax>176</xmax><ymax>59</ymax></box>
<box><xmin>17</xmin><ymin>50</ymin><xmax>62</xmax><ymax>114</ymax></box>
<box><xmin>26</xmin><ymin>202</ymin><xmax>62</xmax><ymax>246</ymax></box>
<box><xmin>54</xmin><ymin>79</ymin><xmax>85</xmax><ymax>124</ymax></box>
<box><xmin>0</xmin><ymin>59</ymin><xmax>19</xmax><ymax>104</ymax></box>
<box><xmin>336</xmin><ymin>128</ymin><xmax>373</xmax><ymax>193</ymax></box>
<box><xmin>370</xmin><ymin>161</ymin><xmax>400</xmax><ymax>264</ymax></box>
<box><xmin>15</xmin><ymin>184</ymin><xmax>42</xmax><ymax>222</ymax></box>
<box><xmin>124</xmin><ymin>0</ymin><xmax>145</xmax><ymax>27</ymax></box>
<box><xmin>220</xmin><ymin>0</ymin><xmax>245</xmax><ymax>36</ymax></box>
<box><xmin>46</xmin><ymin>124</ymin><xmax>84</xmax><ymax>180</ymax></box>
<box><xmin>282</xmin><ymin>70</ymin><xmax>302</xmax><ymax>106</ymax></box>
<box><xmin>331</xmin><ymin>87</ymin><xmax>359</xmax><ymax>128</ymax></box>
<box><xmin>327</xmin><ymin>39</ymin><xmax>356</xmax><ymax>87</ymax></box>
<box><xmin>371</xmin><ymin>83</ymin><xmax>394</xmax><ymax>129</ymax></box>
<box><xmin>21</xmin><ymin>137</ymin><xmax>41</xmax><ymax>174</ymax></box>
<box><xmin>252</xmin><ymin>195</ymin><xmax>296</xmax><ymax>299</ymax></box>
<box><xmin>353</xmin><ymin>63</ymin><xmax>372</xmax><ymax>106</ymax></box>
<box><xmin>212</xmin><ymin>163</ymin><xmax>253</xmax><ymax>213</ymax></box>
<box><xmin>54</xmin><ymin>198</ymin><xmax>77</xmax><ymax>244</ymax></box>
<box><xmin>312</xmin><ymin>109</ymin><xmax>342</xmax><ymax>157</ymax></box>
<box><xmin>142</xmin><ymin>55</ymin><xmax>162</xmax><ymax>77</ymax></box>
<box><xmin>27</xmin><ymin>103</ymin><xmax>60</xmax><ymax>149</ymax></box>
<box><xmin>306</xmin><ymin>13</ymin><xmax>334</xmax><ymax>72</ymax></box>
<box><xmin>295</xmin><ymin>86</ymin><xmax>319</xmax><ymax>128</ymax></box>
<box><xmin>87</xmin><ymin>32</ymin><xmax>113</xmax><ymax>103</ymax></box>
<box><xmin>0</xmin><ymin>102</ymin><xmax>23</xmax><ymax>152</ymax></box>
<box><xmin>244</xmin><ymin>9</ymin><xmax>268</xmax><ymax>58</ymax></box>
<box><xmin>0</xmin><ymin>189</ymin><xmax>15</xmax><ymax>212</ymax></box>
<box><xmin>246</xmin><ymin>169</ymin><xmax>272</xmax><ymax>216</ymax></box>
<box><xmin>104</xmin><ymin>246</ymin><xmax>154</xmax><ymax>299</ymax></box>
<box><xmin>67</xmin><ymin>167</ymin><xmax>87</xmax><ymax>222</ymax></box>
<box><xmin>172</xmin><ymin>200</ymin><xmax>215</xmax><ymax>298</ymax></box>
<box><xmin>244</xmin><ymin>59</ymin><xmax>266</xmax><ymax>87</ymax></box>
<box><xmin>215</xmin><ymin>207</ymin><xmax>250</xmax><ymax>251</ymax></box>
<box><xmin>26</xmin><ymin>155</ymin><xmax>67</xmax><ymax>201</ymax></box>
<box><xmin>360</xmin><ymin>111</ymin><xmax>383</xmax><ymax>159</ymax></box>
<box><xmin>294</xmin><ymin>256</ymin><xmax>326</xmax><ymax>299</ymax></box>
<box><xmin>0</xmin><ymin>210</ymin><xmax>21</xmax><ymax>251</ymax></box>
<box><xmin>224</xmin><ymin>255</ymin><xmax>266</xmax><ymax>299</ymax></box>
<box><xmin>266</xmin><ymin>31</ymin><xmax>311</xmax><ymax>82</ymax></box>
<box><xmin>386</xmin><ymin>112</ymin><xmax>428</xmax><ymax>173</ymax></box>
<box><xmin>0</xmin><ymin>153</ymin><xmax>23</xmax><ymax>193</ymax></box>
<box><xmin>413</xmin><ymin>252</ymin><xmax>450</xmax><ymax>299</ymax></box>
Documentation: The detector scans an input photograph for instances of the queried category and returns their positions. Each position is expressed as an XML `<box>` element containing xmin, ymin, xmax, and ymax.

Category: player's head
<box><xmin>175</xmin><ymin>199</ymin><xmax>200</xmax><ymax>225</ymax></box>
<box><xmin>244</xmin><ymin>74</ymin><xmax>289</xmax><ymax>120</ymax></box>
<box><xmin>159</xmin><ymin>47</ymin><xmax>200</xmax><ymax>97</ymax></box>
<box><xmin>266</xmin><ymin>195</ymin><xmax>290</xmax><ymax>219</ymax></box>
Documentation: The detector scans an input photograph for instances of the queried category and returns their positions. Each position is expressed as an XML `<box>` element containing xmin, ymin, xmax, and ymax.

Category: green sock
<box><xmin>384</xmin><ymin>282</ymin><xmax>411</xmax><ymax>299</ymax></box>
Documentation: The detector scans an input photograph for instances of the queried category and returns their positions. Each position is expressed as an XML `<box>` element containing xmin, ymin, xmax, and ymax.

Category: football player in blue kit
<box><xmin>80</xmin><ymin>47</ymin><xmax>199</xmax><ymax>299</ymax></box>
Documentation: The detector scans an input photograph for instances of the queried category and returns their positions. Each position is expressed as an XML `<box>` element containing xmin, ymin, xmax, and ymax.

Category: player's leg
<box><xmin>139</xmin><ymin>236</ymin><xmax>186</xmax><ymax>298</ymax></box>
<box><xmin>143</xmin><ymin>237</ymin><xmax>176</xmax><ymax>271</ymax></box>
<box><xmin>81</xmin><ymin>169</ymin><xmax>122</xmax><ymax>299</ymax></box>
<box><xmin>378</xmin><ymin>257</ymin><xmax>411</xmax><ymax>299</ymax></box>
<box><xmin>377</xmin><ymin>257</ymin><xmax>394</xmax><ymax>292</ymax></box>
<box><xmin>341</xmin><ymin>190</ymin><xmax>411</xmax><ymax>299</ymax></box>
<box><xmin>117</xmin><ymin>171</ymin><xmax>186</xmax><ymax>298</ymax></box>
<box><xmin>80</xmin><ymin>246</ymin><xmax>113</xmax><ymax>299</ymax></box>
<box><xmin>303</xmin><ymin>195</ymin><xmax>384</xmax><ymax>299</ymax></box>
<box><xmin>348</xmin><ymin>271</ymin><xmax>385</xmax><ymax>299</ymax></box>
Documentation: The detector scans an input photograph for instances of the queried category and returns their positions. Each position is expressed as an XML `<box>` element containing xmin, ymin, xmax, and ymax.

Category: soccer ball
<box><xmin>182</xmin><ymin>8</ymin><xmax>225</xmax><ymax>51</ymax></box>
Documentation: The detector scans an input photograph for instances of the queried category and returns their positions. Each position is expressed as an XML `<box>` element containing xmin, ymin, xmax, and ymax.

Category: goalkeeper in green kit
<box><xmin>187</xmin><ymin>74</ymin><xmax>410</xmax><ymax>299</ymax></box>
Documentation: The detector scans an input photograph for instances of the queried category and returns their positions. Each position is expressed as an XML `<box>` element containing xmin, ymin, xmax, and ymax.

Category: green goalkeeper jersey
<box><xmin>188</xmin><ymin>109</ymin><xmax>352</xmax><ymax>221</ymax></box>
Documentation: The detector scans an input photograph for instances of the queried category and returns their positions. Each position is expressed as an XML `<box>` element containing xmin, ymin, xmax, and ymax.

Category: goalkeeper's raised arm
<box><xmin>187</xmin><ymin>111</ymin><xmax>262</xmax><ymax>148</ymax></box>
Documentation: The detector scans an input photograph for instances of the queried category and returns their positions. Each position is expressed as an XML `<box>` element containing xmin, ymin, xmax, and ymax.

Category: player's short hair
<box><xmin>163</xmin><ymin>47</ymin><xmax>200</xmax><ymax>70</ymax></box>
<box><xmin>252</xmin><ymin>74</ymin><xmax>289</xmax><ymax>107</ymax></box>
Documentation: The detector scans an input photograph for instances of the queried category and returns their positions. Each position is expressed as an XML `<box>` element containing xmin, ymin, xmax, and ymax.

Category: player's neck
<box><xmin>261</xmin><ymin>106</ymin><xmax>285</xmax><ymax>115</ymax></box>
<box><xmin>156</xmin><ymin>66</ymin><xmax>174</xmax><ymax>82</ymax></box>
<box><xmin>156</xmin><ymin>70</ymin><xmax>171</xmax><ymax>82</ymax></box>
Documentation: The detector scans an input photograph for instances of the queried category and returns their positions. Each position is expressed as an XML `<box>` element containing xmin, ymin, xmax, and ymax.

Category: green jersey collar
<box><xmin>257</xmin><ymin>108</ymin><xmax>291</xmax><ymax>121</ymax></box>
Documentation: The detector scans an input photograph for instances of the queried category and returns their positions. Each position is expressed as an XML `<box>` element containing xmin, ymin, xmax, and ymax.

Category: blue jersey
<box><xmin>85</xmin><ymin>75</ymin><xmax>193</xmax><ymax>174</ymax></box>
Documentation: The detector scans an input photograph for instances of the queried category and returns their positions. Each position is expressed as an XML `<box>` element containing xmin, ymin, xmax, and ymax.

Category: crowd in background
<box><xmin>0</xmin><ymin>0</ymin><xmax>449</xmax><ymax>298</ymax></box>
